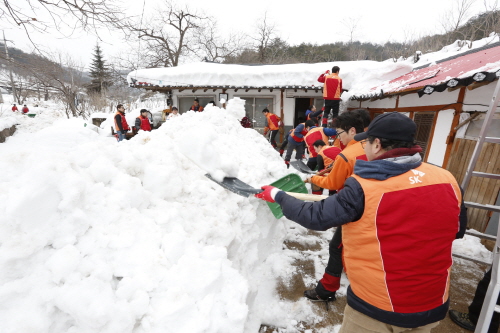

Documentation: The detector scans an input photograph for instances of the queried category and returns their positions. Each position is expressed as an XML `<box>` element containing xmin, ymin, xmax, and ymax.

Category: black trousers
<box><xmin>269</xmin><ymin>130</ymin><xmax>279</xmax><ymax>148</ymax></box>
<box><xmin>324</xmin><ymin>100</ymin><xmax>340</xmax><ymax>127</ymax></box>
<box><xmin>468</xmin><ymin>267</ymin><xmax>500</xmax><ymax>333</ymax></box>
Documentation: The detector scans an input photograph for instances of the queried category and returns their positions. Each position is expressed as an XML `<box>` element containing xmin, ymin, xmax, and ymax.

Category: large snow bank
<box><xmin>0</xmin><ymin>100</ymin><xmax>297</xmax><ymax>333</ymax></box>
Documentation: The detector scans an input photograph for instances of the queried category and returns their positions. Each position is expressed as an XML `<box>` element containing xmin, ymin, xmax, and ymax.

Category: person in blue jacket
<box><xmin>284</xmin><ymin>120</ymin><xmax>315</xmax><ymax>168</ymax></box>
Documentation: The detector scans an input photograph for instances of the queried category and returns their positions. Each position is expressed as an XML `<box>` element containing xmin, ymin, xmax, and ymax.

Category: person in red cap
<box><xmin>255</xmin><ymin>112</ymin><xmax>467</xmax><ymax>333</ymax></box>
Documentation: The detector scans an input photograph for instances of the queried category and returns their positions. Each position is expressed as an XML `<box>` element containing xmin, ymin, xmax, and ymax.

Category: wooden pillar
<box><xmin>280</xmin><ymin>89</ymin><xmax>284</xmax><ymax>143</ymax></box>
<box><xmin>443</xmin><ymin>87</ymin><xmax>466</xmax><ymax>169</ymax></box>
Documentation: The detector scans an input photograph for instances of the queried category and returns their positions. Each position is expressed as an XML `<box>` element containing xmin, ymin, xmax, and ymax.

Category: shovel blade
<box><xmin>290</xmin><ymin>160</ymin><xmax>315</xmax><ymax>174</ymax></box>
<box><xmin>205</xmin><ymin>174</ymin><xmax>262</xmax><ymax>198</ymax></box>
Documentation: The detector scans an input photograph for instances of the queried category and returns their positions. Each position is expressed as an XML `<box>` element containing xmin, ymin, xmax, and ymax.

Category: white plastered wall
<box><xmin>426</xmin><ymin>109</ymin><xmax>455</xmax><ymax>167</ymax></box>
<box><xmin>172</xmin><ymin>88</ymin><xmax>322</xmax><ymax>126</ymax></box>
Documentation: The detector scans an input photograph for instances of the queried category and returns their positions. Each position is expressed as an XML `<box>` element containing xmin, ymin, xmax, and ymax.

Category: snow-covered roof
<box><xmin>352</xmin><ymin>35</ymin><xmax>500</xmax><ymax>100</ymax></box>
<box><xmin>126</xmin><ymin>61</ymin><xmax>412</xmax><ymax>95</ymax></box>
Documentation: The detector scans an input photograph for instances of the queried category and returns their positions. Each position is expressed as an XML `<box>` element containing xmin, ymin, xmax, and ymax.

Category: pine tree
<box><xmin>87</xmin><ymin>44</ymin><xmax>112</xmax><ymax>94</ymax></box>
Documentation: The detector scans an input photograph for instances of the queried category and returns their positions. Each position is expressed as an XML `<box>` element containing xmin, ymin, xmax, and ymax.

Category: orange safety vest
<box><xmin>137</xmin><ymin>115</ymin><xmax>151</xmax><ymax>131</ymax></box>
<box><xmin>321</xmin><ymin>73</ymin><xmax>342</xmax><ymax>100</ymax></box>
<box><xmin>310</xmin><ymin>140</ymin><xmax>366</xmax><ymax>191</ymax></box>
<box><xmin>304</xmin><ymin>127</ymin><xmax>329</xmax><ymax>157</ymax></box>
<box><xmin>345</xmin><ymin>163</ymin><xmax>461</xmax><ymax>314</ymax></box>
<box><xmin>290</xmin><ymin>123</ymin><xmax>308</xmax><ymax>142</ymax></box>
<box><xmin>318</xmin><ymin>146</ymin><xmax>341</xmax><ymax>168</ymax></box>
<box><xmin>265</xmin><ymin>113</ymin><xmax>280</xmax><ymax>131</ymax></box>
<box><xmin>114</xmin><ymin>111</ymin><xmax>130</xmax><ymax>132</ymax></box>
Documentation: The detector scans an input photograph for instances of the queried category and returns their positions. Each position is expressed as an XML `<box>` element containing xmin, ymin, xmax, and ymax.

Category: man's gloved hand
<box><xmin>254</xmin><ymin>185</ymin><xmax>280</xmax><ymax>203</ymax></box>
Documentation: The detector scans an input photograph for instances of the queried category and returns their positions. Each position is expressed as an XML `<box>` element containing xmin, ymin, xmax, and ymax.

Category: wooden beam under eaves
<box><xmin>204</xmin><ymin>89</ymin><xmax>208</xmax><ymax>92</ymax></box>
<box><xmin>258</xmin><ymin>88</ymin><xmax>261</xmax><ymax>92</ymax></box>
<box><xmin>270</xmin><ymin>88</ymin><xmax>273</xmax><ymax>92</ymax></box>
<box><xmin>467</xmin><ymin>80</ymin><xmax>491</xmax><ymax>91</ymax></box>
<box><xmin>192</xmin><ymin>89</ymin><xmax>197</xmax><ymax>93</ymax></box>
<box><xmin>234</xmin><ymin>88</ymin><xmax>238</xmax><ymax>92</ymax></box>
<box><xmin>179</xmin><ymin>89</ymin><xmax>185</xmax><ymax>92</ymax></box>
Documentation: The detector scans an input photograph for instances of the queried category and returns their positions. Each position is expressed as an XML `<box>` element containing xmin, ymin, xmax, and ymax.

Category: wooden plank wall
<box><xmin>446</xmin><ymin>138</ymin><xmax>500</xmax><ymax>231</ymax></box>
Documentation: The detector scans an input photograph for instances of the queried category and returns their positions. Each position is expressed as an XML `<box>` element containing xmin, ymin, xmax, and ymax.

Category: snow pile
<box><xmin>0</xmin><ymin>114</ymin><xmax>20</xmax><ymax>131</ymax></box>
<box><xmin>453</xmin><ymin>235</ymin><xmax>493</xmax><ymax>263</ymax></box>
<box><xmin>0</xmin><ymin>102</ymin><xmax>298</xmax><ymax>333</ymax></box>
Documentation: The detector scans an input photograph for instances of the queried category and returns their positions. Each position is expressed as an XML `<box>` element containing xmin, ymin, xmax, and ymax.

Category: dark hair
<box><xmin>313</xmin><ymin>140</ymin><xmax>326</xmax><ymax>147</ymax></box>
<box><xmin>117</xmin><ymin>104</ymin><xmax>123</xmax><ymax>110</ymax></box>
<box><xmin>194</xmin><ymin>98</ymin><xmax>199</xmax><ymax>102</ymax></box>
<box><xmin>262</xmin><ymin>108</ymin><xmax>270</xmax><ymax>113</ymax></box>
<box><xmin>309</xmin><ymin>105</ymin><xmax>315</xmax><ymax>110</ymax></box>
<box><xmin>209</xmin><ymin>100</ymin><xmax>215</xmax><ymax>106</ymax></box>
<box><xmin>335</xmin><ymin>111</ymin><xmax>364</xmax><ymax>133</ymax></box>
<box><xmin>140</xmin><ymin>109</ymin><xmax>148</xmax><ymax>113</ymax></box>
<box><xmin>305</xmin><ymin>119</ymin><xmax>316</xmax><ymax>128</ymax></box>
<box><xmin>367</xmin><ymin>136</ymin><xmax>416</xmax><ymax>150</ymax></box>
<box><xmin>172</xmin><ymin>107</ymin><xmax>178</xmax><ymax>110</ymax></box>
<box><xmin>332</xmin><ymin>66</ymin><xmax>340</xmax><ymax>73</ymax></box>
<box><xmin>351</xmin><ymin>109</ymin><xmax>371</xmax><ymax>128</ymax></box>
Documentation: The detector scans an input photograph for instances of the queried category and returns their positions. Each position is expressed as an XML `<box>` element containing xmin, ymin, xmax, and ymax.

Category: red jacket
<box><xmin>317</xmin><ymin>73</ymin><xmax>342</xmax><ymax>100</ymax></box>
<box><xmin>136</xmin><ymin>115</ymin><xmax>151</xmax><ymax>131</ymax></box>
<box><xmin>12</xmin><ymin>106</ymin><xmax>18</xmax><ymax>112</ymax></box>
<box><xmin>22</xmin><ymin>106</ymin><xmax>29</xmax><ymax>114</ymax></box>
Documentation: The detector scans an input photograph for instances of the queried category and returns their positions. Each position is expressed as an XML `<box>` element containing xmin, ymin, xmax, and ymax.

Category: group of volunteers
<box><xmin>114</xmin><ymin>98</ymin><xmax>214</xmax><ymax>142</ymax></box>
<box><xmin>11</xmin><ymin>104</ymin><xmax>29</xmax><ymax>114</ymax></box>
<box><xmin>114</xmin><ymin>104</ymin><xmax>156</xmax><ymax>142</ymax></box>
<box><xmin>254</xmin><ymin>65</ymin><xmax>491</xmax><ymax>333</ymax></box>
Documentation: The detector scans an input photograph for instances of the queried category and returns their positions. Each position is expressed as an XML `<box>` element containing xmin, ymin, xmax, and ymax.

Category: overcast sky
<box><xmin>3</xmin><ymin>0</ymin><xmax>498</xmax><ymax>70</ymax></box>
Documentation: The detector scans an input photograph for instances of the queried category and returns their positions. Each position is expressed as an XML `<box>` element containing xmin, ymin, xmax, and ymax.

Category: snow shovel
<box><xmin>205</xmin><ymin>174</ymin><xmax>328</xmax><ymax>219</ymax></box>
<box><xmin>290</xmin><ymin>160</ymin><xmax>316</xmax><ymax>174</ymax></box>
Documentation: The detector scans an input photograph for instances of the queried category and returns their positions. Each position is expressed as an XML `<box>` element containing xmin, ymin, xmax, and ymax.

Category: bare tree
<box><xmin>1</xmin><ymin>0</ymin><xmax>124</xmax><ymax>43</ymax></box>
<box><xmin>341</xmin><ymin>16</ymin><xmax>362</xmax><ymax>60</ymax></box>
<box><xmin>197</xmin><ymin>19</ymin><xmax>246</xmax><ymax>62</ymax></box>
<box><xmin>123</xmin><ymin>1</ymin><xmax>208</xmax><ymax>68</ymax></box>
<box><xmin>252</xmin><ymin>12</ymin><xmax>279</xmax><ymax>63</ymax></box>
<box><xmin>440</xmin><ymin>0</ymin><xmax>477</xmax><ymax>42</ymax></box>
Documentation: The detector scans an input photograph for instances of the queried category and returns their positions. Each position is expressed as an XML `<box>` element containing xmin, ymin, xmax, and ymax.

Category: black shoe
<box><xmin>303</xmin><ymin>289</ymin><xmax>336</xmax><ymax>302</ymax></box>
<box><xmin>449</xmin><ymin>310</ymin><xmax>476</xmax><ymax>331</ymax></box>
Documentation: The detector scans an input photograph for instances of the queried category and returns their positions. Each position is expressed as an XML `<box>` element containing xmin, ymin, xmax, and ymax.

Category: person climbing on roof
<box><xmin>318</xmin><ymin>66</ymin><xmax>342</xmax><ymax>127</ymax></box>
<box><xmin>284</xmin><ymin>120</ymin><xmax>316</xmax><ymax>168</ymax></box>
<box><xmin>262</xmin><ymin>108</ymin><xmax>281</xmax><ymax>148</ymax></box>
<box><xmin>254</xmin><ymin>111</ymin><xmax>467</xmax><ymax>333</ymax></box>
<box><xmin>135</xmin><ymin>109</ymin><xmax>152</xmax><ymax>131</ymax></box>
